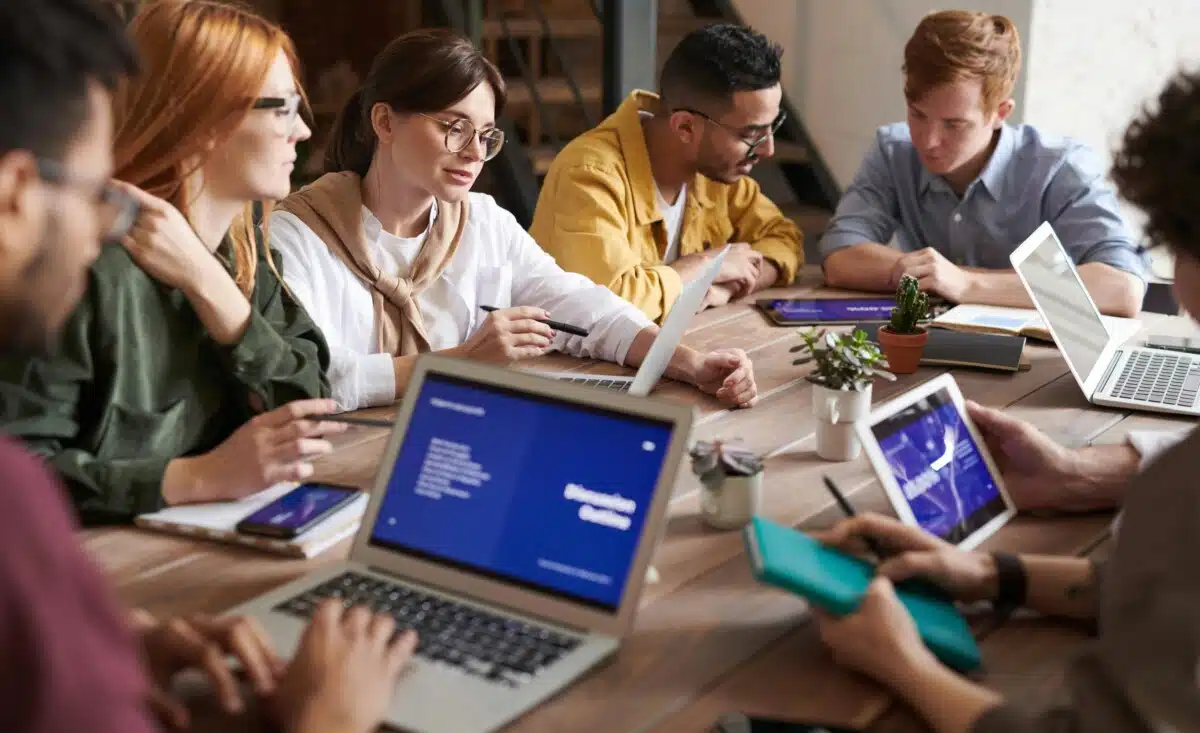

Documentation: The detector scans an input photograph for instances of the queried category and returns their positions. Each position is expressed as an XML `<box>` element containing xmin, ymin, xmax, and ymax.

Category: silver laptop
<box><xmin>1011</xmin><ymin>221</ymin><xmax>1200</xmax><ymax>416</ymax></box>
<box><xmin>226</xmin><ymin>354</ymin><xmax>693</xmax><ymax>733</ymax></box>
<box><xmin>536</xmin><ymin>245</ymin><xmax>730</xmax><ymax>395</ymax></box>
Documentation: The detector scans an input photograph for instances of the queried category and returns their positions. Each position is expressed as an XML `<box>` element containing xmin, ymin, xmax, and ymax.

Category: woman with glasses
<box><xmin>0</xmin><ymin>0</ymin><xmax>347</xmax><ymax>523</ymax></box>
<box><xmin>271</xmin><ymin>29</ymin><xmax>759</xmax><ymax>411</ymax></box>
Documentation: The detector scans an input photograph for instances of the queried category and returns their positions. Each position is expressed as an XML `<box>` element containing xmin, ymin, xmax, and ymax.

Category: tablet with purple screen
<box><xmin>758</xmin><ymin>298</ymin><xmax>897</xmax><ymax>325</ymax></box>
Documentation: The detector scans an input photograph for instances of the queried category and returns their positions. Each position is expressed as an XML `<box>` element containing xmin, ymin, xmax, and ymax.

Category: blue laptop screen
<box><xmin>369</xmin><ymin>372</ymin><xmax>675</xmax><ymax>612</ymax></box>
<box><xmin>869</xmin><ymin>387</ymin><xmax>1007</xmax><ymax>544</ymax></box>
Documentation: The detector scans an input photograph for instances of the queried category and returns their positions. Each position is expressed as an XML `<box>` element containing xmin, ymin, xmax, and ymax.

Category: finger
<box><xmin>720</xmin><ymin>364</ymin><xmax>750</xmax><ymax>389</ymax></box>
<box><xmin>965</xmin><ymin>400</ymin><xmax>1026</xmax><ymax>440</ymax></box>
<box><xmin>147</xmin><ymin>687</ymin><xmax>191</xmax><ymax>730</ymax></box>
<box><xmin>510</xmin><ymin>344</ymin><xmax>554</xmax><ymax>361</ymax></box>
<box><xmin>167</xmin><ymin>620</ymin><xmax>243</xmax><ymax>714</ymax></box>
<box><xmin>275</xmin><ymin>418</ymin><xmax>350</xmax><ymax>441</ymax></box>
<box><xmin>506</xmin><ymin>332</ymin><xmax>555</xmax><ymax>349</ymax></box>
<box><xmin>386</xmin><ymin>629</ymin><xmax>419</xmax><ymax>674</ymax></box>
<box><xmin>852</xmin><ymin>513</ymin><xmax>944</xmax><ymax>552</ymax></box>
<box><xmin>720</xmin><ymin>379</ymin><xmax>757</xmax><ymax>407</ymax></box>
<box><xmin>268</xmin><ymin>437</ymin><xmax>335</xmax><ymax>463</ymax></box>
<box><xmin>368</xmin><ymin>611</ymin><xmax>397</xmax><ymax>645</ymax></box>
<box><xmin>493</xmin><ymin>305</ymin><xmax>550</xmax><ymax>321</ymax></box>
<box><xmin>903</xmin><ymin>262</ymin><xmax>936</xmax><ymax>279</ymax></box>
<box><xmin>254</xmin><ymin>399</ymin><xmax>340</xmax><ymax>428</ymax></box>
<box><xmin>110</xmin><ymin>179</ymin><xmax>167</xmax><ymax>210</ymax></box>
<box><xmin>877</xmin><ymin>551</ymin><xmax>945</xmax><ymax>586</ymax></box>
<box><xmin>224</xmin><ymin>618</ymin><xmax>280</xmax><ymax>695</ymax></box>
<box><xmin>311</xmin><ymin>597</ymin><xmax>344</xmax><ymax>632</ymax></box>
<box><xmin>261</xmin><ymin>460</ymin><xmax>316</xmax><ymax>486</ymax></box>
<box><xmin>343</xmin><ymin>604</ymin><xmax>374</xmax><ymax>636</ymax></box>
<box><xmin>506</xmin><ymin>318</ymin><xmax>556</xmax><ymax>340</ymax></box>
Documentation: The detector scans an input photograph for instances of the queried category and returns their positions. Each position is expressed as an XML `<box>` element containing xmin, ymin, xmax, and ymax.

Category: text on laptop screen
<box><xmin>369</xmin><ymin>373</ymin><xmax>675</xmax><ymax>612</ymax></box>
<box><xmin>870</xmin><ymin>387</ymin><xmax>1007</xmax><ymax>544</ymax></box>
<box><xmin>1017</xmin><ymin>232</ymin><xmax>1110</xmax><ymax>378</ymax></box>
<box><xmin>769</xmin><ymin>298</ymin><xmax>896</xmax><ymax>322</ymax></box>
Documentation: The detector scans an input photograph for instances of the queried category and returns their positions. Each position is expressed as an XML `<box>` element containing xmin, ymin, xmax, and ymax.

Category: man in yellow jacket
<box><xmin>529</xmin><ymin>24</ymin><xmax>804</xmax><ymax>324</ymax></box>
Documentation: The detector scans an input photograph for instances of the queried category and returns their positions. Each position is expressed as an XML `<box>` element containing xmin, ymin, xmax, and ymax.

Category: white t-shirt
<box><xmin>270</xmin><ymin>193</ymin><xmax>653</xmax><ymax>411</ymax></box>
<box><xmin>656</xmin><ymin>182</ymin><xmax>687</xmax><ymax>264</ymax></box>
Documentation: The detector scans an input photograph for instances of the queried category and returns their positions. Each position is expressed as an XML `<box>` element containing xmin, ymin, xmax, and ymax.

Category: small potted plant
<box><xmin>689</xmin><ymin>439</ymin><xmax>764</xmax><ymax>529</ymax></box>
<box><xmin>877</xmin><ymin>274</ymin><xmax>931</xmax><ymax>374</ymax></box>
<box><xmin>791</xmin><ymin>328</ymin><xmax>895</xmax><ymax>461</ymax></box>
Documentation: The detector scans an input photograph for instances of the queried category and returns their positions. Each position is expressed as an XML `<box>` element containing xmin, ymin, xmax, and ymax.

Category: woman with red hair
<box><xmin>0</xmin><ymin>0</ymin><xmax>343</xmax><ymax>522</ymax></box>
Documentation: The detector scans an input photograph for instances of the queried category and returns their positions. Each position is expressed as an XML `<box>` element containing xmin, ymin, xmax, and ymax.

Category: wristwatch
<box><xmin>989</xmin><ymin>551</ymin><xmax>1028</xmax><ymax>620</ymax></box>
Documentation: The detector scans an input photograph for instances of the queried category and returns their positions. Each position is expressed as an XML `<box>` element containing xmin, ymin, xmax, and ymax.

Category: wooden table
<box><xmin>82</xmin><ymin>270</ymin><xmax>1197</xmax><ymax>732</ymax></box>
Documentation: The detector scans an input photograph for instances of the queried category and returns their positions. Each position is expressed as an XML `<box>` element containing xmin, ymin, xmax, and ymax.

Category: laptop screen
<box><xmin>1015</xmin><ymin>229</ymin><xmax>1111</xmax><ymax>380</ymax></box>
<box><xmin>369</xmin><ymin>372</ymin><xmax>675</xmax><ymax>612</ymax></box>
<box><xmin>869</xmin><ymin>386</ymin><xmax>1007</xmax><ymax>544</ymax></box>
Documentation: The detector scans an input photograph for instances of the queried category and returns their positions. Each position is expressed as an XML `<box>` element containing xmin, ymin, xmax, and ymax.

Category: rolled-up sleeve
<box><xmin>818</xmin><ymin>134</ymin><xmax>901</xmax><ymax>262</ymax></box>
<box><xmin>1043</xmin><ymin>148</ymin><xmax>1146</xmax><ymax>280</ymax></box>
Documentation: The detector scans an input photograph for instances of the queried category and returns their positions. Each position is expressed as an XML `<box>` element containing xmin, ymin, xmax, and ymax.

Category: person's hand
<box><xmin>810</xmin><ymin>513</ymin><xmax>997</xmax><ymax>603</ymax></box>
<box><xmin>814</xmin><ymin>576</ymin><xmax>940</xmax><ymax>687</ymax></box>
<box><xmin>690</xmin><ymin>348</ymin><xmax>757</xmax><ymax>408</ymax></box>
<box><xmin>163</xmin><ymin>398</ymin><xmax>347</xmax><ymax>505</ymax></box>
<box><xmin>965</xmin><ymin>400</ymin><xmax>1081</xmax><ymax>510</ymax></box>
<box><xmin>890</xmin><ymin>247</ymin><xmax>973</xmax><ymax>302</ymax></box>
<box><xmin>273</xmin><ymin>600</ymin><xmax>418</xmax><ymax>733</ymax></box>
<box><xmin>713</xmin><ymin>242</ymin><xmax>764</xmax><ymax>297</ymax></box>
<box><xmin>113</xmin><ymin>181</ymin><xmax>221</xmax><ymax>293</ymax></box>
<box><xmin>137</xmin><ymin>613</ymin><xmax>285</xmax><ymax>729</ymax></box>
<box><xmin>453</xmin><ymin>306</ymin><xmax>555</xmax><ymax>365</ymax></box>
<box><xmin>700</xmin><ymin>283</ymin><xmax>737</xmax><ymax>310</ymax></box>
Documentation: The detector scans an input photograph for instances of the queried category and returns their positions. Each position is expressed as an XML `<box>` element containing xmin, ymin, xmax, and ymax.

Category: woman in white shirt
<box><xmin>271</xmin><ymin>29</ymin><xmax>758</xmax><ymax>411</ymax></box>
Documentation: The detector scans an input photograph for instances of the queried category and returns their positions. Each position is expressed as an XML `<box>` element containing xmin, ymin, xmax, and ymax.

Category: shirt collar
<box><xmin>362</xmin><ymin>199</ymin><xmax>437</xmax><ymax>241</ymax></box>
<box><xmin>919</xmin><ymin>124</ymin><xmax>1015</xmax><ymax>199</ymax></box>
<box><xmin>613</xmin><ymin>90</ymin><xmax>665</xmax><ymax>227</ymax></box>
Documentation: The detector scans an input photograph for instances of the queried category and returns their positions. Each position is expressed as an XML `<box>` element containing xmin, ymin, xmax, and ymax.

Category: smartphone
<box><xmin>235</xmin><ymin>483</ymin><xmax>362</xmax><ymax>539</ymax></box>
<box><xmin>712</xmin><ymin>713</ymin><xmax>862</xmax><ymax>733</ymax></box>
<box><xmin>1145</xmin><ymin>335</ymin><xmax>1200</xmax><ymax>355</ymax></box>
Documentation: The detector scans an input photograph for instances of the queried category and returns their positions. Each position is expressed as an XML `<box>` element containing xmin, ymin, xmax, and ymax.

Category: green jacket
<box><xmin>0</xmin><ymin>237</ymin><xmax>331</xmax><ymax>524</ymax></box>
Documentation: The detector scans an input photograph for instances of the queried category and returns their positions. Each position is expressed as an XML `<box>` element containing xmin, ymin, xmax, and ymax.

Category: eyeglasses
<box><xmin>253</xmin><ymin>92</ymin><xmax>303</xmax><ymax>127</ymax></box>
<box><xmin>675</xmin><ymin>107</ymin><xmax>787</xmax><ymax>157</ymax></box>
<box><xmin>35</xmin><ymin>159</ymin><xmax>140</xmax><ymax>241</ymax></box>
<box><xmin>419</xmin><ymin>113</ymin><xmax>506</xmax><ymax>161</ymax></box>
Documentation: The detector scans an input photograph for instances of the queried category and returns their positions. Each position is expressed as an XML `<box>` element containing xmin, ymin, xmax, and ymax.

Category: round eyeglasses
<box><xmin>252</xmin><ymin>92</ymin><xmax>304</xmax><ymax>128</ymax></box>
<box><xmin>36</xmin><ymin>159</ymin><xmax>141</xmax><ymax>242</ymax></box>
<box><xmin>419</xmin><ymin>113</ymin><xmax>506</xmax><ymax>161</ymax></box>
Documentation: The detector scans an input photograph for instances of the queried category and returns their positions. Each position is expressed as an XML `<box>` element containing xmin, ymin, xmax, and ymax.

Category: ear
<box><xmin>0</xmin><ymin>150</ymin><xmax>45</xmax><ymax>271</ymax></box>
<box><xmin>994</xmin><ymin>98</ymin><xmax>1015</xmax><ymax>126</ymax></box>
<box><xmin>370</xmin><ymin>102</ymin><xmax>394</xmax><ymax>142</ymax></box>
<box><xmin>667</xmin><ymin>109</ymin><xmax>700</xmax><ymax>145</ymax></box>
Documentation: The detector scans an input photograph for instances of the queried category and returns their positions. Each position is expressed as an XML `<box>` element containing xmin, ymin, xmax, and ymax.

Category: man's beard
<box><xmin>0</xmin><ymin>220</ymin><xmax>63</xmax><ymax>359</ymax></box>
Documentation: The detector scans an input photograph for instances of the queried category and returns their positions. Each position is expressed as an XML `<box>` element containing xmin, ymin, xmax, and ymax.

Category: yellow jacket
<box><xmin>529</xmin><ymin>90</ymin><xmax>803</xmax><ymax>324</ymax></box>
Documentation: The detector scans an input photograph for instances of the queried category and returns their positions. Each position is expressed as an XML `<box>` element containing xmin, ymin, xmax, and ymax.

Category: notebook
<box><xmin>931</xmin><ymin>304</ymin><xmax>1141</xmax><ymax>345</ymax></box>
<box><xmin>852</xmin><ymin>323</ymin><xmax>1029</xmax><ymax>372</ymax></box>
<box><xmin>134</xmin><ymin>482</ymin><xmax>368</xmax><ymax>558</ymax></box>
<box><xmin>743</xmin><ymin>516</ymin><xmax>982</xmax><ymax>673</ymax></box>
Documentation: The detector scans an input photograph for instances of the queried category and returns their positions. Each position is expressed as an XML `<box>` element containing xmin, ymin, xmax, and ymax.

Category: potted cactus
<box><xmin>689</xmin><ymin>439</ymin><xmax>764</xmax><ymax>529</ymax></box>
<box><xmin>877</xmin><ymin>274</ymin><xmax>931</xmax><ymax>374</ymax></box>
<box><xmin>791</xmin><ymin>328</ymin><xmax>895</xmax><ymax>461</ymax></box>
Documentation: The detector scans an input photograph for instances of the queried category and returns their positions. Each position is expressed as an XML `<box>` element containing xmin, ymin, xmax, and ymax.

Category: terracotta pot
<box><xmin>878</xmin><ymin>327</ymin><xmax>929</xmax><ymax>374</ymax></box>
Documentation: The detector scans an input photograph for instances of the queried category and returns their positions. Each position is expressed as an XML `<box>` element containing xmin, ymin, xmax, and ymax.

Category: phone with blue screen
<box><xmin>712</xmin><ymin>713</ymin><xmax>861</xmax><ymax>733</ymax></box>
<box><xmin>235</xmin><ymin>483</ymin><xmax>362</xmax><ymax>539</ymax></box>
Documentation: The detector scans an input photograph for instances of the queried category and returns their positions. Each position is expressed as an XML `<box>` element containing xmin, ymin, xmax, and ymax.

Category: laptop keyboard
<box><xmin>1111</xmin><ymin>350</ymin><xmax>1200</xmax><ymax>407</ymax></box>
<box><xmin>560</xmin><ymin>376</ymin><xmax>632</xmax><ymax>391</ymax></box>
<box><xmin>275</xmin><ymin>572</ymin><xmax>581</xmax><ymax>687</ymax></box>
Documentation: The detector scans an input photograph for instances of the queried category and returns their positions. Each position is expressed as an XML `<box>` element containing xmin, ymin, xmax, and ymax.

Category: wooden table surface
<box><xmin>82</xmin><ymin>270</ymin><xmax>1197</xmax><ymax>733</ymax></box>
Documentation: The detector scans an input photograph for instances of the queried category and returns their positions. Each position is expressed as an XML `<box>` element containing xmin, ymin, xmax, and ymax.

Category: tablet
<box><xmin>756</xmin><ymin>298</ymin><xmax>897</xmax><ymax>326</ymax></box>
<box><xmin>854</xmin><ymin>373</ymin><xmax>1016</xmax><ymax>550</ymax></box>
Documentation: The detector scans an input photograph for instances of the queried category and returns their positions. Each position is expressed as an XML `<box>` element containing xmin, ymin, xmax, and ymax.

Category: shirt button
<box><xmin>953</xmin><ymin>213</ymin><xmax>963</xmax><ymax>223</ymax></box>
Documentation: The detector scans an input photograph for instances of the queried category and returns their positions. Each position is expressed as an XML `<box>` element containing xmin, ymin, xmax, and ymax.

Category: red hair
<box><xmin>903</xmin><ymin>10</ymin><xmax>1020</xmax><ymax>113</ymax></box>
<box><xmin>113</xmin><ymin>0</ymin><xmax>302</xmax><ymax>295</ymax></box>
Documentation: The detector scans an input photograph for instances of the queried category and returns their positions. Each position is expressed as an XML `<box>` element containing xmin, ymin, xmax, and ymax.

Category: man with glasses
<box><xmin>819</xmin><ymin>11</ymin><xmax>1145</xmax><ymax>317</ymax></box>
<box><xmin>530</xmin><ymin>24</ymin><xmax>803</xmax><ymax>324</ymax></box>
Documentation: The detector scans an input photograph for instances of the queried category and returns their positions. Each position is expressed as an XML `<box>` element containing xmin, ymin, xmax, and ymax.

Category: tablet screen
<box><xmin>764</xmin><ymin>299</ymin><xmax>896</xmax><ymax>323</ymax></box>
<box><xmin>868</xmin><ymin>386</ymin><xmax>1007</xmax><ymax>544</ymax></box>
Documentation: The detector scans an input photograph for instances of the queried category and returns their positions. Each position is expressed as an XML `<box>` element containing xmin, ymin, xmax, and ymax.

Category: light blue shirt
<box><xmin>818</xmin><ymin>123</ymin><xmax>1146</xmax><ymax>279</ymax></box>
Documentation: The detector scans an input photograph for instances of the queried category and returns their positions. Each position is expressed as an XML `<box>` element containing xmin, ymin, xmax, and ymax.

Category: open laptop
<box><xmin>226</xmin><ymin>354</ymin><xmax>694</xmax><ymax>733</ymax></box>
<box><xmin>535</xmin><ymin>245</ymin><xmax>730</xmax><ymax>395</ymax></box>
<box><xmin>1011</xmin><ymin>221</ymin><xmax>1200</xmax><ymax>416</ymax></box>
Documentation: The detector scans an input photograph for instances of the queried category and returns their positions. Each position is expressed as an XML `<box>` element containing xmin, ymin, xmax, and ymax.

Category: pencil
<box><xmin>479</xmin><ymin>305</ymin><xmax>589</xmax><ymax>338</ymax></box>
<box><xmin>822</xmin><ymin>475</ymin><xmax>889</xmax><ymax>559</ymax></box>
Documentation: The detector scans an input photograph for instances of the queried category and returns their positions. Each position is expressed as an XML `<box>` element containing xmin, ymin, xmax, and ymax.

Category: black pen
<box><xmin>479</xmin><ymin>305</ymin><xmax>589</xmax><ymax>338</ymax></box>
<box><xmin>312</xmin><ymin>415</ymin><xmax>394</xmax><ymax>429</ymax></box>
<box><xmin>822</xmin><ymin>475</ymin><xmax>889</xmax><ymax>560</ymax></box>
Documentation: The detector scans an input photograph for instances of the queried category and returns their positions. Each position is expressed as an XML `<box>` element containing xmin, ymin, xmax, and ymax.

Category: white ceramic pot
<box><xmin>812</xmin><ymin>383</ymin><xmax>873</xmax><ymax>461</ymax></box>
<box><xmin>700</xmin><ymin>472</ymin><xmax>763</xmax><ymax>530</ymax></box>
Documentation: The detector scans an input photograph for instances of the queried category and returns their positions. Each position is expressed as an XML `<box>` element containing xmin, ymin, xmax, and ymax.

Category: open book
<box><xmin>930</xmin><ymin>304</ymin><xmax>1143</xmax><ymax>345</ymax></box>
<box><xmin>134</xmin><ymin>483</ymin><xmax>368</xmax><ymax>558</ymax></box>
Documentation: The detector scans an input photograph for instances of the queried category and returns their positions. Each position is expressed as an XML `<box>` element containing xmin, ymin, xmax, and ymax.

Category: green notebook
<box><xmin>743</xmin><ymin>516</ymin><xmax>982</xmax><ymax>673</ymax></box>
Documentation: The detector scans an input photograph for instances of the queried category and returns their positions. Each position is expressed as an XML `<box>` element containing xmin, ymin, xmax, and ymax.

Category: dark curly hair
<box><xmin>659</xmin><ymin>23</ymin><xmax>782</xmax><ymax>111</ymax></box>
<box><xmin>1111</xmin><ymin>70</ymin><xmax>1200</xmax><ymax>257</ymax></box>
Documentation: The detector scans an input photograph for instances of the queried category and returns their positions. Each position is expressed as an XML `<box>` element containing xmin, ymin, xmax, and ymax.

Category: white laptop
<box><xmin>226</xmin><ymin>354</ymin><xmax>694</xmax><ymax>733</ymax></box>
<box><xmin>1011</xmin><ymin>221</ymin><xmax>1200</xmax><ymax>416</ymax></box>
<box><xmin>536</xmin><ymin>245</ymin><xmax>730</xmax><ymax>395</ymax></box>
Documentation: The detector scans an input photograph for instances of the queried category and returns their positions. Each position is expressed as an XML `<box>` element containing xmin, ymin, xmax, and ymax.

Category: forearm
<box><xmin>750</xmin><ymin>260</ymin><xmax>781</xmax><ymax>294</ymax></box>
<box><xmin>821</xmin><ymin>243</ymin><xmax>902</xmax><ymax>291</ymax></box>
<box><xmin>182</xmin><ymin>261</ymin><xmax>253</xmax><ymax>345</ymax></box>
<box><xmin>625</xmin><ymin>325</ymin><xmax>703</xmax><ymax>385</ymax></box>
<box><xmin>1077</xmin><ymin>263</ymin><xmax>1144</xmax><ymax>317</ymax></box>
<box><xmin>1018</xmin><ymin>555</ymin><xmax>1099</xmax><ymax>620</ymax></box>
<box><xmin>1055</xmin><ymin>441</ymin><xmax>1142</xmax><ymax>511</ymax></box>
<box><xmin>391</xmin><ymin>354</ymin><xmax>420</xmax><ymax>397</ymax></box>
<box><xmin>961</xmin><ymin>269</ymin><xmax>1035</xmax><ymax>308</ymax></box>
<box><xmin>890</xmin><ymin>659</ymin><xmax>1004</xmax><ymax>733</ymax></box>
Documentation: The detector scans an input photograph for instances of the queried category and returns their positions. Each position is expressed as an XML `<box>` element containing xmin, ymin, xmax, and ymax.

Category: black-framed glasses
<box><xmin>35</xmin><ymin>159</ymin><xmax>140</xmax><ymax>241</ymax></box>
<box><xmin>419</xmin><ymin>113</ymin><xmax>506</xmax><ymax>161</ymax></box>
<box><xmin>675</xmin><ymin>107</ymin><xmax>787</xmax><ymax>157</ymax></box>
<box><xmin>253</xmin><ymin>92</ymin><xmax>303</xmax><ymax>127</ymax></box>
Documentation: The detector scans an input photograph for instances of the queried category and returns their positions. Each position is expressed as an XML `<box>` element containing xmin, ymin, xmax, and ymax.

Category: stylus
<box><xmin>822</xmin><ymin>475</ymin><xmax>890</xmax><ymax>560</ymax></box>
<box><xmin>479</xmin><ymin>305</ymin><xmax>590</xmax><ymax>338</ymax></box>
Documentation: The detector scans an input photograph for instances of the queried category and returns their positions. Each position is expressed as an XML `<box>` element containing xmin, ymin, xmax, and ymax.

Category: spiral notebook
<box><xmin>134</xmin><ymin>482</ymin><xmax>368</xmax><ymax>558</ymax></box>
